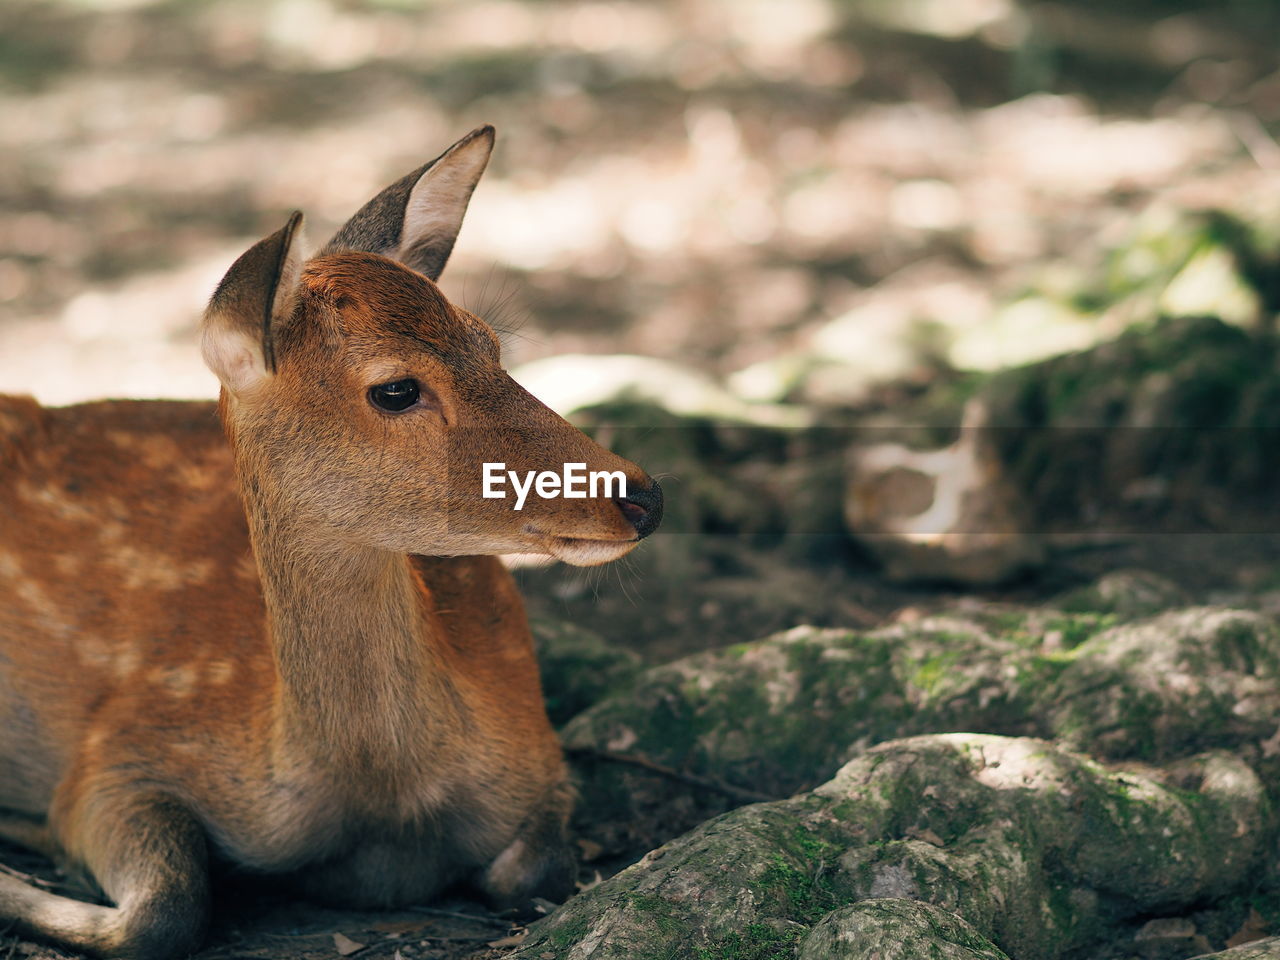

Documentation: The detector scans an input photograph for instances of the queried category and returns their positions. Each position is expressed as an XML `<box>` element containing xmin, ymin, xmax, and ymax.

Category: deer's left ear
<box><xmin>202</xmin><ymin>211</ymin><xmax>306</xmax><ymax>394</ymax></box>
<box><xmin>321</xmin><ymin>125</ymin><xmax>495</xmax><ymax>281</ymax></box>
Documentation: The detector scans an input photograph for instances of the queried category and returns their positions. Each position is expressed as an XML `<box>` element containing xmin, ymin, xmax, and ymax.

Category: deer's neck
<box><xmin>244</xmin><ymin>504</ymin><xmax>449</xmax><ymax>777</ymax></box>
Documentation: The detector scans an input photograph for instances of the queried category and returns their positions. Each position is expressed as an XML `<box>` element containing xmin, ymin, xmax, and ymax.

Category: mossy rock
<box><xmin>562</xmin><ymin>615</ymin><xmax>1059</xmax><ymax>857</ymax></box>
<box><xmin>1055</xmin><ymin>569</ymin><xmax>1189</xmax><ymax>619</ymax></box>
<box><xmin>1196</xmin><ymin>938</ymin><xmax>1280</xmax><ymax>959</ymax></box>
<box><xmin>980</xmin><ymin>316</ymin><xmax>1280</xmax><ymax>522</ymax></box>
<box><xmin>796</xmin><ymin>900</ymin><xmax>1010</xmax><ymax>959</ymax></box>
<box><xmin>519</xmin><ymin>735</ymin><xmax>1266</xmax><ymax>960</ymax></box>
<box><xmin>1045</xmin><ymin>607</ymin><xmax>1280</xmax><ymax>760</ymax></box>
<box><xmin>530</xmin><ymin>618</ymin><xmax>643</xmax><ymax>726</ymax></box>
<box><xmin>902</xmin><ymin>316</ymin><xmax>1280</xmax><ymax>533</ymax></box>
<box><xmin>565</xmin><ymin>602</ymin><xmax>1280</xmax><ymax>858</ymax></box>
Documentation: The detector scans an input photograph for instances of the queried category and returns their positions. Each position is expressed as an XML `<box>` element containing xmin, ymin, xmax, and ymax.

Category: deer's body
<box><xmin>0</xmin><ymin>128</ymin><xmax>661</xmax><ymax>959</ymax></box>
<box><xmin>0</xmin><ymin>397</ymin><xmax>561</xmax><ymax>899</ymax></box>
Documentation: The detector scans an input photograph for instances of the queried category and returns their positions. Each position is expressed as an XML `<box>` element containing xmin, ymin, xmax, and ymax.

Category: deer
<box><xmin>0</xmin><ymin>125</ymin><xmax>663</xmax><ymax>960</ymax></box>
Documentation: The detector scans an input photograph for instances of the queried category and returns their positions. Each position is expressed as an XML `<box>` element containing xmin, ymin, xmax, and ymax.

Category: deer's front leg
<box><xmin>478</xmin><ymin>780</ymin><xmax>576</xmax><ymax>910</ymax></box>
<box><xmin>0</xmin><ymin>789</ymin><xmax>211</xmax><ymax>960</ymax></box>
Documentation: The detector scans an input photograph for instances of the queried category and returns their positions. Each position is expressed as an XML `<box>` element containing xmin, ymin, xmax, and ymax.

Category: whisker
<box><xmin>463</xmin><ymin>266</ymin><xmax>543</xmax><ymax>351</ymax></box>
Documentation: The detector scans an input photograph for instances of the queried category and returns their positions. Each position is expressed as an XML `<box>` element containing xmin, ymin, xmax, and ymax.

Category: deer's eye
<box><xmin>368</xmin><ymin>379</ymin><xmax>421</xmax><ymax>412</ymax></box>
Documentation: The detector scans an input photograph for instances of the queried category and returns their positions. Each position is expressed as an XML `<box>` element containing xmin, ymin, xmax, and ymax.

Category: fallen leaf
<box><xmin>332</xmin><ymin>933</ymin><xmax>366</xmax><ymax>956</ymax></box>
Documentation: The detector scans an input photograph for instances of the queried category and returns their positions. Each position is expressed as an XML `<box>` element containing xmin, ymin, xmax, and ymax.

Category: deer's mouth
<box><xmin>543</xmin><ymin>533</ymin><xmax>639</xmax><ymax>566</ymax></box>
<box><xmin>518</xmin><ymin>520</ymin><xmax>640</xmax><ymax>566</ymax></box>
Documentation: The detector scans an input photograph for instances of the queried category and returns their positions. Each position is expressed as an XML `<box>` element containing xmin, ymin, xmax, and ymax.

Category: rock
<box><xmin>561</xmin><ymin>616</ymin><xmax>1051</xmax><ymax>857</ymax></box>
<box><xmin>882</xmin><ymin>315</ymin><xmax>1280</xmax><ymax>543</ymax></box>
<box><xmin>796</xmin><ymin>900</ymin><xmax>1011</xmax><ymax>959</ymax></box>
<box><xmin>517</xmin><ymin>735</ymin><xmax>1266</xmax><ymax>960</ymax></box>
<box><xmin>1045</xmin><ymin>607</ymin><xmax>1280</xmax><ymax>760</ymax></box>
<box><xmin>1055</xmin><ymin>569</ymin><xmax>1189</xmax><ymax>619</ymax></box>
<box><xmin>976</xmin><ymin>316</ymin><xmax>1280</xmax><ymax>529</ymax></box>
<box><xmin>529</xmin><ymin>619</ymin><xmax>643</xmax><ymax>726</ymax></box>
<box><xmin>1197</xmin><ymin>938</ymin><xmax>1280</xmax><ymax>959</ymax></box>
<box><xmin>564</xmin><ymin>602</ymin><xmax>1280</xmax><ymax>859</ymax></box>
<box><xmin>846</xmin><ymin>398</ymin><xmax>1045</xmax><ymax>584</ymax></box>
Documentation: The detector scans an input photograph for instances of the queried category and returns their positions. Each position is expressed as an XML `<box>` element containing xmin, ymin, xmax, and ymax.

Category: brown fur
<box><xmin>0</xmin><ymin>128</ymin><xmax>657</xmax><ymax>959</ymax></box>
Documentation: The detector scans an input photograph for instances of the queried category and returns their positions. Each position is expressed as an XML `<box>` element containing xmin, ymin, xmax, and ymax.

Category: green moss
<box><xmin>1042</xmin><ymin>882</ymin><xmax>1100</xmax><ymax>951</ymax></box>
<box><xmin>625</xmin><ymin>894</ymin><xmax>685</xmax><ymax>935</ymax></box>
<box><xmin>1013</xmin><ymin>655</ymin><xmax>1073</xmax><ymax>703</ymax></box>
<box><xmin>758</xmin><ymin>850</ymin><xmax>844</xmax><ymax>925</ymax></box>
<box><xmin>532</xmin><ymin>618</ymin><xmax>642</xmax><ymax>725</ymax></box>
<box><xmin>792</xmin><ymin>825</ymin><xmax>838</xmax><ymax>860</ymax></box>
<box><xmin>1043</xmin><ymin>614</ymin><xmax>1116</xmax><ymax>649</ymax></box>
<box><xmin>693</xmin><ymin>923</ymin><xmax>804</xmax><ymax>960</ymax></box>
<box><xmin>912</xmin><ymin>649</ymin><xmax>966</xmax><ymax>694</ymax></box>
<box><xmin>1110</xmin><ymin>691</ymin><xmax>1164</xmax><ymax>760</ymax></box>
<box><xmin>981</xmin><ymin>610</ymin><xmax>1040</xmax><ymax>637</ymax></box>
<box><xmin>543</xmin><ymin>912</ymin><xmax>591</xmax><ymax>951</ymax></box>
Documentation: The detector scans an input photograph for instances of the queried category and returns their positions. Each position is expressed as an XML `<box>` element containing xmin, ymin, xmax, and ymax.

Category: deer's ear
<box><xmin>202</xmin><ymin>211</ymin><xmax>306</xmax><ymax>394</ymax></box>
<box><xmin>321</xmin><ymin>125</ymin><xmax>494</xmax><ymax>280</ymax></box>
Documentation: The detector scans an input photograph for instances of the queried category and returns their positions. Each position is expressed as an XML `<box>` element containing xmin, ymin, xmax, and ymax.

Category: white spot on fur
<box><xmin>16</xmin><ymin>482</ymin><xmax>94</xmax><ymax>523</ymax></box>
<box><xmin>113</xmin><ymin>645</ymin><xmax>141</xmax><ymax>680</ymax></box>
<box><xmin>105</xmin><ymin>432</ymin><xmax>183</xmax><ymax>471</ymax></box>
<box><xmin>107</xmin><ymin>547</ymin><xmax>214</xmax><ymax>591</ymax></box>
<box><xmin>178</xmin><ymin>460</ymin><xmax>221</xmax><ymax>491</ymax></box>
<box><xmin>54</xmin><ymin>554</ymin><xmax>82</xmax><ymax>576</ymax></box>
<box><xmin>97</xmin><ymin>520</ymin><xmax>127</xmax><ymax>544</ymax></box>
<box><xmin>2</xmin><ymin>552</ymin><xmax>75</xmax><ymax>638</ymax></box>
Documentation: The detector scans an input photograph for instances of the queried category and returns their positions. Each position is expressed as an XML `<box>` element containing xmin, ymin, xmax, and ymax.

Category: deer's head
<box><xmin>201</xmin><ymin>127</ymin><xmax>661</xmax><ymax>566</ymax></box>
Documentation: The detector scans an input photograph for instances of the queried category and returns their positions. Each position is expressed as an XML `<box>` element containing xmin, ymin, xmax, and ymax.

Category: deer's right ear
<box><xmin>202</xmin><ymin>211</ymin><xmax>306</xmax><ymax>394</ymax></box>
<box><xmin>321</xmin><ymin>125</ymin><xmax>494</xmax><ymax>280</ymax></box>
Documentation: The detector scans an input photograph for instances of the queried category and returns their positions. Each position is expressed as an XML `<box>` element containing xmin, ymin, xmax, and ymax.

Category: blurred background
<box><xmin>2</xmin><ymin>0</ymin><xmax>1278</xmax><ymax>400</ymax></box>
<box><xmin>4</xmin><ymin>0</ymin><xmax>1280</xmax><ymax>653</ymax></box>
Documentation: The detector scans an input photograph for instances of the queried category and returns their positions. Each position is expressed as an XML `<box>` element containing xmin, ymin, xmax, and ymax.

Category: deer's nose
<box><xmin>615</xmin><ymin>479</ymin><xmax>663</xmax><ymax>540</ymax></box>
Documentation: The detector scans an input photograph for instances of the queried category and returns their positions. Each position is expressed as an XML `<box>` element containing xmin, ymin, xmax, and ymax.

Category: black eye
<box><xmin>368</xmin><ymin>379</ymin><xmax>421</xmax><ymax>412</ymax></box>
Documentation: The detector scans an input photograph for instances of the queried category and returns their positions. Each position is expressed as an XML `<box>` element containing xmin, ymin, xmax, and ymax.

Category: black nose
<box><xmin>616</xmin><ymin>479</ymin><xmax>663</xmax><ymax>540</ymax></box>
